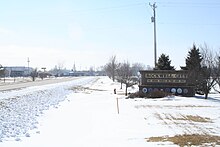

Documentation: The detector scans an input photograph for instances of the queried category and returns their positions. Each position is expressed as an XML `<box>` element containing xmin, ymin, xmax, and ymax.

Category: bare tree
<box><xmin>200</xmin><ymin>43</ymin><xmax>217</xmax><ymax>99</ymax></box>
<box><xmin>131</xmin><ymin>63</ymin><xmax>145</xmax><ymax>85</ymax></box>
<box><xmin>131</xmin><ymin>63</ymin><xmax>145</xmax><ymax>76</ymax></box>
<box><xmin>117</xmin><ymin>61</ymin><xmax>138</xmax><ymax>96</ymax></box>
<box><xmin>30</xmin><ymin>68</ymin><xmax>38</xmax><ymax>81</ymax></box>
<box><xmin>116</xmin><ymin>62</ymin><xmax>124</xmax><ymax>89</ymax></box>
<box><xmin>57</xmin><ymin>61</ymin><xmax>65</xmax><ymax>77</ymax></box>
<box><xmin>104</xmin><ymin>55</ymin><xmax>118</xmax><ymax>82</ymax></box>
<box><xmin>213</xmin><ymin>53</ymin><xmax>220</xmax><ymax>93</ymax></box>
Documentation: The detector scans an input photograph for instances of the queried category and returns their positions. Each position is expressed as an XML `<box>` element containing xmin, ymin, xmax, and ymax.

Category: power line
<box><xmin>157</xmin><ymin>1</ymin><xmax>220</xmax><ymax>7</ymax></box>
<box><xmin>157</xmin><ymin>22</ymin><xmax>220</xmax><ymax>26</ymax></box>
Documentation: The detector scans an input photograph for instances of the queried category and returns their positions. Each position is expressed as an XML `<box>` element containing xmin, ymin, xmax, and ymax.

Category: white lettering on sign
<box><xmin>145</xmin><ymin>73</ymin><xmax>187</xmax><ymax>79</ymax></box>
<box><xmin>147</xmin><ymin>79</ymin><xmax>186</xmax><ymax>83</ymax></box>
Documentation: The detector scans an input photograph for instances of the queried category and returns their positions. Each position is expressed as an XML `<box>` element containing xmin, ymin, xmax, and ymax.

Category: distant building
<box><xmin>4</xmin><ymin>66</ymin><xmax>33</xmax><ymax>77</ymax></box>
<box><xmin>69</xmin><ymin>71</ymin><xmax>94</xmax><ymax>76</ymax></box>
<box><xmin>69</xmin><ymin>70</ymin><xmax>106</xmax><ymax>77</ymax></box>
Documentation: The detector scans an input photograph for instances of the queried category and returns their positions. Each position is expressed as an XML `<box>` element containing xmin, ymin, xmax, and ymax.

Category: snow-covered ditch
<box><xmin>1</xmin><ymin>76</ymin><xmax>220</xmax><ymax>146</ymax></box>
<box><xmin>0</xmin><ymin>77</ymin><xmax>98</xmax><ymax>142</ymax></box>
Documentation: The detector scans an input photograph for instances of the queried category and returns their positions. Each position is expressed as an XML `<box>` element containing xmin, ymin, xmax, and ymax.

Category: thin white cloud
<box><xmin>0</xmin><ymin>28</ymin><xmax>14</xmax><ymax>35</ymax></box>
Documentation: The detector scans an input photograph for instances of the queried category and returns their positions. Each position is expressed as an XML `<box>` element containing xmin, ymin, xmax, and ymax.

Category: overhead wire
<box><xmin>152</xmin><ymin>1</ymin><xmax>220</xmax><ymax>26</ymax></box>
<box><xmin>157</xmin><ymin>1</ymin><xmax>220</xmax><ymax>8</ymax></box>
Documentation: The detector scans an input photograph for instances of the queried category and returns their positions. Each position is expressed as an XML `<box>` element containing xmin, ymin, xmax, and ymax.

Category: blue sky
<box><xmin>0</xmin><ymin>0</ymin><xmax>220</xmax><ymax>70</ymax></box>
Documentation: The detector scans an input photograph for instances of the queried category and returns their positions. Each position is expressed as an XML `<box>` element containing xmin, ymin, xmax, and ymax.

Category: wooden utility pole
<box><xmin>27</xmin><ymin>57</ymin><xmax>30</xmax><ymax>75</ymax></box>
<box><xmin>149</xmin><ymin>2</ymin><xmax>157</xmax><ymax>68</ymax></box>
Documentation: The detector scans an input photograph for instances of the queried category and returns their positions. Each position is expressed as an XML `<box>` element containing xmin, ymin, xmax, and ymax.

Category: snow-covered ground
<box><xmin>0</xmin><ymin>76</ymin><xmax>220</xmax><ymax>146</ymax></box>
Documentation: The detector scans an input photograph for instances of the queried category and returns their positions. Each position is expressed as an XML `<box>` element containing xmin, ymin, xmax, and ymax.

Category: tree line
<box><xmin>104</xmin><ymin>43</ymin><xmax>220</xmax><ymax>98</ymax></box>
<box><xmin>183</xmin><ymin>43</ymin><xmax>220</xmax><ymax>99</ymax></box>
<box><xmin>104</xmin><ymin>55</ymin><xmax>147</xmax><ymax>96</ymax></box>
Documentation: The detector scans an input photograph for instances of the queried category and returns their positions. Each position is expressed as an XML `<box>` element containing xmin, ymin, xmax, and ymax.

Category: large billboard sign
<box><xmin>139</xmin><ymin>70</ymin><xmax>195</xmax><ymax>97</ymax></box>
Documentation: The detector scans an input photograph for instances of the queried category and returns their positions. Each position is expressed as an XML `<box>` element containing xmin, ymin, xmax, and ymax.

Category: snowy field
<box><xmin>0</xmin><ymin>76</ymin><xmax>220</xmax><ymax>146</ymax></box>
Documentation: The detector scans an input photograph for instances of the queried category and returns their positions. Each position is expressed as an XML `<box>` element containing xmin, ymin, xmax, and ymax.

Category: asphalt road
<box><xmin>0</xmin><ymin>77</ymin><xmax>79</xmax><ymax>92</ymax></box>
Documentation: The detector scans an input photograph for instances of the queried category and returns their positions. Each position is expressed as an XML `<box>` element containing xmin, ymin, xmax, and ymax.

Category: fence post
<box><xmin>116</xmin><ymin>97</ymin><xmax>119</xmax><ymax>114</ymax></box>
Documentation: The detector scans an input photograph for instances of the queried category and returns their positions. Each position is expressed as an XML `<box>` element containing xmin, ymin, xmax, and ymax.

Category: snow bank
<box><xmin>0</xmin><ymin>77</ymin><xmax>98</xmax><ymax>142</ymax></box>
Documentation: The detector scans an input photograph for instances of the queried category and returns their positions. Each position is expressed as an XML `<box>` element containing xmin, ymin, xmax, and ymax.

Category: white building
<box><xmin>4</xmin><ymin>66</ymin><xmax>33</xmax><ymax>77</ymax></box>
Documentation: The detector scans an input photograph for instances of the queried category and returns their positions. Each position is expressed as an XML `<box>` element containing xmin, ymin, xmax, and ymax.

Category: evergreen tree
<box><xmin>184</xmin><ymin>44</ymin><xmax>203</xmax><ymax>93</ymax></box>
<box><xmin>185</xmin><ymin>44</ymin><xmax>203</xmax><ymax>71</ymax></box>
<box><xmin>0</xmin><ymin>64</ymin><xmax>5</xmax><ymax>78</ymax></box>
<box><xmin>156</xmin><ymin>53</ymin><xmax>174</xmax><ymax>70</ymax></box>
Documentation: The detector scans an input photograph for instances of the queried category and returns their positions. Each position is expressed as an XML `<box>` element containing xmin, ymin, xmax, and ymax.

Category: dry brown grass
<box><xmin>135</xmin><ymin>105</ymin><xmax>212</xmax><ymax>109</ymax></box>
<box><xmin>70</xmin><ymin>86</ymin><xmax>106</xmax><ymax>94</ymax></box>
<box><xmin>163</xmin><ymin>114</ymin><xmax>212</xmax><ymax>123</ymax></box>
<box><xmin>183</xmin><ymin>115</ymin><xmax>211</xmax><ymax>123</ymax></box>
<box><xmin>154</xmin><ymin>113</ymin><xmax>212</xmax><ymax>123</ymax></box>
<box><xmin>147</xmin><ymin>134</ymin><xmax>220</xmax><ymax>146</ymax></box>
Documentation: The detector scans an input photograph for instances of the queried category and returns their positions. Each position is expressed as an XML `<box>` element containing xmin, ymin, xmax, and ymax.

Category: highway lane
<box><xmin>0</xmin><ymin>77</ymin><xmax>79</xmax><ymax>91</ymax></box>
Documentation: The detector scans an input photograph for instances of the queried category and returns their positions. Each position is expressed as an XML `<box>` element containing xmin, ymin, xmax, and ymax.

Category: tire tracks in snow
<box><xmin>140</xmin><ymin>103</ymin><xmax>220</xmax><ymax>136</ymax></box>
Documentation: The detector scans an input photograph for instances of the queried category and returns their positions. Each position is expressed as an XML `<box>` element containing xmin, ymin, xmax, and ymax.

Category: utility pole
<box><xmin>73</xmin><ymin>61</ymin><xmax>76</xmax><ymax>72</ymax></box>
<box><xmin>149</xmin><ymin>2</ymin><xmax>157</xmax><ymax>68</ymax></box>
<box><xmin>27</xmin><ymin>57</ymin><xmax>30</xmax><ymax>75</ymax></box>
